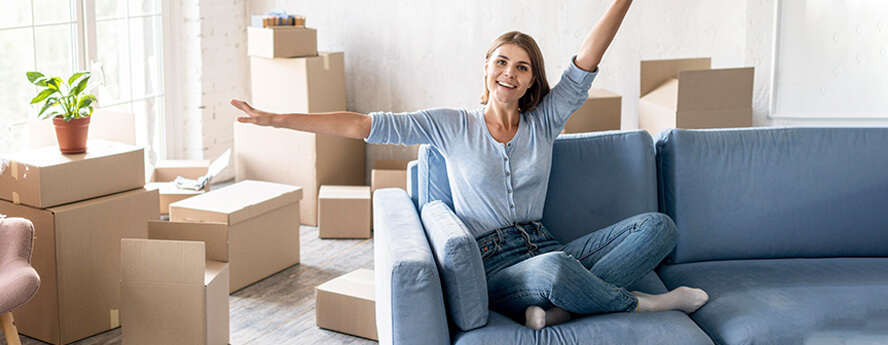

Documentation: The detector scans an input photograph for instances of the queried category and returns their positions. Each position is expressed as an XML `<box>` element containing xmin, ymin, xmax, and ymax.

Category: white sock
<box><xmin>632</xmin><ymin>286</ymin><xmax>709</xmax><ymax>313</ymax></box>
<box><xmin>525</xmin><ymin>306</ymin><xmax>572</xmax><ymax>330</ymax></box>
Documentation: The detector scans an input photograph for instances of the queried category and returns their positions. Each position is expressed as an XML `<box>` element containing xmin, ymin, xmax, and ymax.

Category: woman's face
<box><xmin>485</xmin><ymin>43</ymin><xmax>535</xmax><ymax>107</ymax></box>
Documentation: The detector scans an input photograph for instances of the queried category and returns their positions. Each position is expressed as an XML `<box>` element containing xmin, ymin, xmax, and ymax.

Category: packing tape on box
<box><xmin>11</xmin><ymin>192</ymin><xmax>20</xmax><ymax>205</ymax></box>
<box><xmin>323</xmin><ymin>54</ymin><xmax>330</xmax><ymax>71</ymax></box>
<box><xmin>110</xmin><ymin>309</ymin><xmax>119</xmax><ymax>328</ymax></box>
<box><xmin>9</xmin><ymin>160</ymin><xmax>16</xmax><ymax>180</ymax></box>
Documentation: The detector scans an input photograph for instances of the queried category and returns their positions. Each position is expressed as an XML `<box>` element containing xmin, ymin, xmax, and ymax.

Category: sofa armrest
<box><xmin>373</xmin><ymin>188</ymin><xmax>450</xmax><ymax>345</ymax></box>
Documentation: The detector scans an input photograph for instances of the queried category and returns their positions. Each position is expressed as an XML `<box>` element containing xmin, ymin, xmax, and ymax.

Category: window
<box><xmin>771</xmin><ymin>0</ymin><xmax>888</xmax><ymax>120</ymax></box>
<box><xmin>0</xmin><ymin>0</ymin><xmax>166</xmax><ymax>157</ymax></box>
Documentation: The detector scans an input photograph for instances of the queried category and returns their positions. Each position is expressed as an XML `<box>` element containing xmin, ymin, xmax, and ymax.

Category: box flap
<box><xmin>677</xmin><ymin>67</ymin><xmax>754</xmax><ymax>111</ymax></box>
<box><xmin>148</xmin><ymin>220</ymin><xmax>229</xmax><ymax>262</ymax></box>
<box><xmin>639</xmin><ymin>78</ymin><xmax>679</xmax><ymax>111</ymax></box>
<box><xmin>316</xmin><ymin>268</ymin><xmax>375</xmax><ymax>301</ymax></box>
<box><xmin>121</xmin><ymin>239</ymin><xmax>205</xmax><ymax>285</ymax></box>
<box><xmin>170</xmin><ymin>180</ymin><xmax>303</xmax><ymax>225</ymax></box>
<box><xmin>640</xmin><ymin>58</ymin><xmax>711</xmax><ymax>97</ymax></box>
<box><xmin>151</xmin><ymin>160</ymin><xmax>210</xmax><ymax>182</ymax></box>
<box><xmin>204</xmin><ymin>260</ymin><xmax>228</xmax><ymax>286</ymax></box>
<box><xmin>374</xmin><ymin>160</ymin><xmax>410</xmax><ymax>170</ymax></box>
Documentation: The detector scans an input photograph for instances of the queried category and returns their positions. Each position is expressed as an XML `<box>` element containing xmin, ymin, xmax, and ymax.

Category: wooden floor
<box><xmin>3</xmin><ymin>225</ymin><xmax>378</xmax><ymax>345</ymax></box>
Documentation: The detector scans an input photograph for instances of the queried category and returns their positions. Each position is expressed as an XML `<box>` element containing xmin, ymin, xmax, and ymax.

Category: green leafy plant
<box><xmin>26</xmin><ymin>71</ymin><xmax>98</xmax><ymax>121</ymax></box>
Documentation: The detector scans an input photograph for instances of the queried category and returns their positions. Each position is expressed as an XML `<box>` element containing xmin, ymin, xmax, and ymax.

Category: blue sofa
<box><xmin>373</xmin><ymin>127</ymin><xmax>888</xmax><ymax>345</ymax></box>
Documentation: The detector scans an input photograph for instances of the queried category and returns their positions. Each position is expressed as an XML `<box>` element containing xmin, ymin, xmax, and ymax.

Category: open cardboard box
<box><xmin>247</xmin><ymin>26</ymin><xmax>317</xmax><ymax>58</ymax></box>
<box><xmin>562</xmin><ymin>88</ymin><xmax>622</xmax><ymax>133</ymax></box>
<box><xmin>638</xmin><ymin>58</ymin><xmax>754</xmax><ymax>135</ymax></box>
<box><xmin>145</xmin><ymin>149</ymin><xmax>230</xmax><ymax>215</ymax></box>
<box><xmin>316</xmin><ymin>268</ymin><xmax>377</xmax><ymax>340</ymax></box>
<box><xmin>120</xmin><ymin>221</ymin><xmax>230</xmax><ymax>345</ymax></box>
<box><xmin>169</xmin><ymin>180</ymin><xmax>302</xmax><ymax>292</ymax></box>
<box><xmin>0</xmin><ymin>140</ymin><xmax>145</xmax><ymax>209</ymax></box>
<box><xmin>237</xmin><ymin>52</ymin><xmax>364</xmax><ymax>226</ymax></box>
<box><xmin>0</xmin><ymin>188</ymin><xmax>159</xmax><ymax>344</ymax></box>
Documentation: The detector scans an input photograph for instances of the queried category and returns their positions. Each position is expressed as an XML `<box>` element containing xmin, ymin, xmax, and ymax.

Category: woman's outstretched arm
<box><xmin>575</xmin><ymin>0</ymin><xmax>633</xmax><ymax>72</ymax></box>
<box><xmin>230</xmin><ymin>99</ymin><xmax>372</xmax><ymax>139</ymax></box>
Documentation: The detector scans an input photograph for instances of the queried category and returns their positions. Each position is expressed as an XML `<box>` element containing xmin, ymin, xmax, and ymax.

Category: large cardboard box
<box><xmin>27</xmin><ymin>110</ymin><xmax>137</xmax><ymax>149</ymax></box>
<box><xmin>0</xmin><ymin>188</ymin><xmax>159</xmax><ymax>345</ymax></box>
<box><xmin>237</xmin><ymin>52</ymin><xmax>363</xmax><ymax>226</ymax></box>
<box><xmin>121</xmin><ymin>221</ymin><xmax>230</xmax><ymax>345</ymax></box>
<box><xmin>318</xmin><ymin>185</ymin><xmax>371</xmax><ymax>239</ymax></box>
<box><xmin>371</xmin><ymin>160</ymin><xmax>410</xmax><ymax>194</ymax></box>
<box><xmin>0</xmin><ymin>140</ymin><xmax>145</xmax><ymax>208</ymax></box>
<box><xmin>316</xmin><ymin>269</ymin><xmax>377</xmax><ymax>340</ymax></box>
<box><xmin>169</xmin><ymin>180</ymin><xmax>302</xmax><ymax>292</ymax></box>
<box><xmin>247</xmin><ymin>26</ymin><xmax>317</xmax><ymax>58</ymax></box>
<box><xmin>562</xmin><ymin>88</ymin><xmax>622</xmax><ymax>133</ymax></box>
<box><xmin>638</xmin><ymin>58</ymin><xmax>754</xmax><ymax>135</ymax></box>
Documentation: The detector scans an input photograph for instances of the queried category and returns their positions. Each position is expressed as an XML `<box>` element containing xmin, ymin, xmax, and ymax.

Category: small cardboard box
<box><xmin>316</xmin><ymin>269</ymin><xmax>377</xmax><ymax>340</ymax></box>
<box><xmin>26</xmin><ymin>110</ymin><xmax>137</xmax><ymax>149</ymax></box>
<box><xmin>638</xmin><ymin>58</ymin><xmax>754</xmax><ymax>135</ymax></box>
<box><xmin>318</xmin><ymin>185</ymin><xmax>371</xmax><ymax>239</ymax></box>
<box><xmin>0</xmin><ymin>188</ymin><xmax>159</xmax><ymax>345</ymax></box>
<box><xmin>562</xmin><ymin>88</ymin><xmax>622</xmax><ymax>133</ymax></box>
<box><xmin>371</xmin><ymin>160</ymin><xmax>410</xmax><ymax>194</ymax></box>
<box><xmin>247</xmin><ymin>26</ymin><xmax>317</xmax><ymax>58</ymax></box>
<box><xmin>149</xmin><ymin>160</ymin><xmax>211</xmax><ymax>182</ymax></box>
<box><xmin>238</xmin><ymin>52</ymin><xmax>363</xmax><ymax>226</ymax></box>
<box><xmin>121</xmin><ymin>221</ymin><xmax>230</xmax><ymax>345</ymax></box>
<box><xmin>0</xmin><ymin>140</ymin><xmax>145</xmax><ymax>208</ymax></box>
<box><xmin>169</xmin><ymin>180</ymin><xmax>303</xmax><ymax>293</ymax></box>
<box><xmin>145</xmin><ymin>182</ymin><xmax>205</xmax><ymax>215</ymax></box>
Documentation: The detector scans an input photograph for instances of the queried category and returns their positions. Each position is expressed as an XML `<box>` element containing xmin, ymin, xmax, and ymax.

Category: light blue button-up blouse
<box><xmin>366</xmin><ymin>58</ymin><xmax>597</xmax><ymax>238</ymax></box>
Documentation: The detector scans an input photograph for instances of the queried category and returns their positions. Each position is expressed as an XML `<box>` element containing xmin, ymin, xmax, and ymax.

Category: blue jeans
<box><xmin>476</xmin><ymin>212</ymin><xmax>677</xmax><ymax>319</ymax></box>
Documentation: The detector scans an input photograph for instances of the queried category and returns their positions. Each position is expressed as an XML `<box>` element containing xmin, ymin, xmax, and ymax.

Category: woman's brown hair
<box><xmin>481</xmin><ymin>31</ymin><xmax>550</xmax><ymax>113</ymax></box>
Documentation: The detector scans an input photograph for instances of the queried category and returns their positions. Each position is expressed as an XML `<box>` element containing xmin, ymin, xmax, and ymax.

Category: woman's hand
<box><xmin>231</xmin><ymin>99</ymin><xmax>279</xmax><ymax>127</ymax></box>
<box><xmin>575</xmin><ymin>0</ymin><xmax>633</xmax><ymax>72</ymax></box>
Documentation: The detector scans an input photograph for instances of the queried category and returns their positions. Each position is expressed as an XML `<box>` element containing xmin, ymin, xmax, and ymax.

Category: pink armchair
<box><xmin>0</xmin><ymin>217</ymin><xmax>40</xmax><ymax>345</ymax></box>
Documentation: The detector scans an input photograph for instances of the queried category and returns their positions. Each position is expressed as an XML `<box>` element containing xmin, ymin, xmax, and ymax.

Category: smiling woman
<box><xmin>232</xmin><ymin>0</ymin><xmax>709</xmax><ymax>331</ymax></box>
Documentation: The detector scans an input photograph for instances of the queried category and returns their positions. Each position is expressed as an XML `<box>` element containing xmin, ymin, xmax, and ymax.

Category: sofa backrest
<box><xmin>657</xmin><ymin>127</ymin><xmax>888</xmax><ymax>264</ymax></box>
<box><xmin>411</xmin><ymin>130</ymin><xmax>659</xmax><ymax>243</ymax></box>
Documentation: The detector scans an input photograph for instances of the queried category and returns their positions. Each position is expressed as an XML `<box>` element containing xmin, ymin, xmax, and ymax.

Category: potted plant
<box><xmin>26</xmin><ymin>71</ymin><xmax>98</xmax><ymax>154</ymax></box>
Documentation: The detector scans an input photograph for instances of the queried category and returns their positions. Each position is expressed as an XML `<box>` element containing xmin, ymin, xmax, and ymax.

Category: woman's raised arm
<box><xmin>575</xmin><ymin>0</ymin><xmax>633</xmax><ymax>72</ymax></box>
<box><xmin>230</xmin><ymin>99</ymin><xmax>372</xmax><ymax>139</ymax></box>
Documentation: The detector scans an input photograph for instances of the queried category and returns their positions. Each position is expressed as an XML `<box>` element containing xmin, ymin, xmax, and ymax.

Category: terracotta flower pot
<box><xmin>53</xmin><ymin>116</ymin><xmax>90</xmax><ymax>154</ymax></box>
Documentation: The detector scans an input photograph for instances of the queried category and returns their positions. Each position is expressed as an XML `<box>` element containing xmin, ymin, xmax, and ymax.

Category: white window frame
<box><xmin>768</xmin><ymin>0</ymin><xmax>888</xmax><ymax>121</ymax></box>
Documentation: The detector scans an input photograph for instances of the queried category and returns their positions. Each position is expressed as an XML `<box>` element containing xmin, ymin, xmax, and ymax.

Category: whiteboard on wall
<box><xmin>771</xmin><ymin>0</ymin><xmax>888</xmax><ymax>119</ymax></box>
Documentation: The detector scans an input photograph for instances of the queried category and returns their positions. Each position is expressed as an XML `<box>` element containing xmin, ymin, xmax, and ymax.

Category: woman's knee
<box><xmin>634</xmin><ymin>212</ymin><xmax>677</xmax><ymax>245</ymax></box>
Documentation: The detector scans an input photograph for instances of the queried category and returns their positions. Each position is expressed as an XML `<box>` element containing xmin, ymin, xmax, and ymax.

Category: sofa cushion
<box><xmin>658</xmin><ymin>258</ymin><xmax>888</xmax><ymax>345</ymax></box>
<box><xmin>420</xmin><ymin>200</ymin><xmax>488</xmax><ymax>331</ymax></box>
<box><xmin>656</xmin><ymin>127</ymin><xmax>888</xmax><ymax>264</ymax></box>
<box><xmin>541</xmin><ymin>131</ymin><xmax>658</xmax><ymax>243</ymax></box>
<box><xmin>452</xmin><ymin>272</ymin><xmax>713</xmax><ymax>345</ymax></box>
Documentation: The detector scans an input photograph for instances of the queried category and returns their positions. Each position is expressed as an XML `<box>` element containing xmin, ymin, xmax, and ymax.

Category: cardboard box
<box><xmin>371</xmin><ymin>160</ymin><xmax>410</xmax><ymax>194</ymax></box>
<box><xmin>169</xmin><ymin>180</ymin><xmax>303</xmax><ymax>292</ymax></box>
<box><xmin>149</xmin><ymin>160</ymin><xmax>211</xmax><ymax>182</ymax></box>
<box><xmin>239</xmin><ymin>51</ymin><xmax>363</xmax><ymax>226</ymax></box>
<box><xmin>562</xmin><ymin>88</ymin><xmax>622</xmax><ymax>133</ymax></box>
<box><xmin>121</xmin><ymin>221</ymin><xmax>230</xmax><ymax>345</ymax></box>
<box><xmin>0</xmin><ymin>188</ymin><xmax>159</xmax><ymax>345</ymax></box>
<box><xmin>316</xmin><ymin>269</ymin><xmax>377</xmax><ymax>340</ymax></box>
<box><xmin>247</xmin><ymin>26</ymin><xmax>317</xmax><ymax>58</ymax></box>
<box><xmin>318</xmin><ymin>185</ymin><xmax>371</xmax><ymax>239</ymax></box>
<box><xmin>249</xmin><ymin>52</ymin><xmax>346</xmax><ymax>114</ymax></box>
<box><xmin>0</xmin><ymin>140</ymin><xmax>145</xmax><ymax>208</ymax></box>
<box><xmin>638</xmin><ymin>58</ymin><xmax>754</xmax><ymax>135</ymax></box>
<box><xmin>27</xmin><ymin>110</ymin><xmax>136</xmax><ymax>149</ymax></box>
<box><xmin>145</xmin><ymin>182</ymin><xmax>204</xmax><ymax>215</ymax></box>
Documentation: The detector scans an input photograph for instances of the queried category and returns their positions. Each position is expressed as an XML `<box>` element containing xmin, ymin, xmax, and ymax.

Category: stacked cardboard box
<box><xmin>639</xmin><ymin>58</ymin><xmax>754</xmax><ymax>135</ymax></box>
<box><xmin>170</xmin><ymin>180</ymin><xmax>302</xmax><ymax>293</ymax></box>
<box><xmin>121</xmin><ymin>221</ymin><xmax>230</xmax><ymax>345</ymax></box>
<box><xmin>238</xmin><ymin>27</ymin><xmax>364</xmax><ymax>226</ymax></box>
<box><xmin>318</xmin><ymin>185</ymin><xmax>371</xmax><ymax>239</ymax></box>
<box><xmin>0</xmin><ymin>140</ymin><xmax>159</xmax><ymax>344</ymax></box>
<box><xmin>562</xmin><ymin>88</ymin><xmax>622</xmax><ymax>134</ymax></box>
<box><xmin>316</xmin><ymin>269</ymin><xmax>377</xmax><ymax>340</ymax></box>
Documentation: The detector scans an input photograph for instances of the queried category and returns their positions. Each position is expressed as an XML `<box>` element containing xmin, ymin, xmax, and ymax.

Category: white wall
<box><xmin>183</xmin><ymin>1</ymin><xmax>885</xmax><ymax>175</ymax></box>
